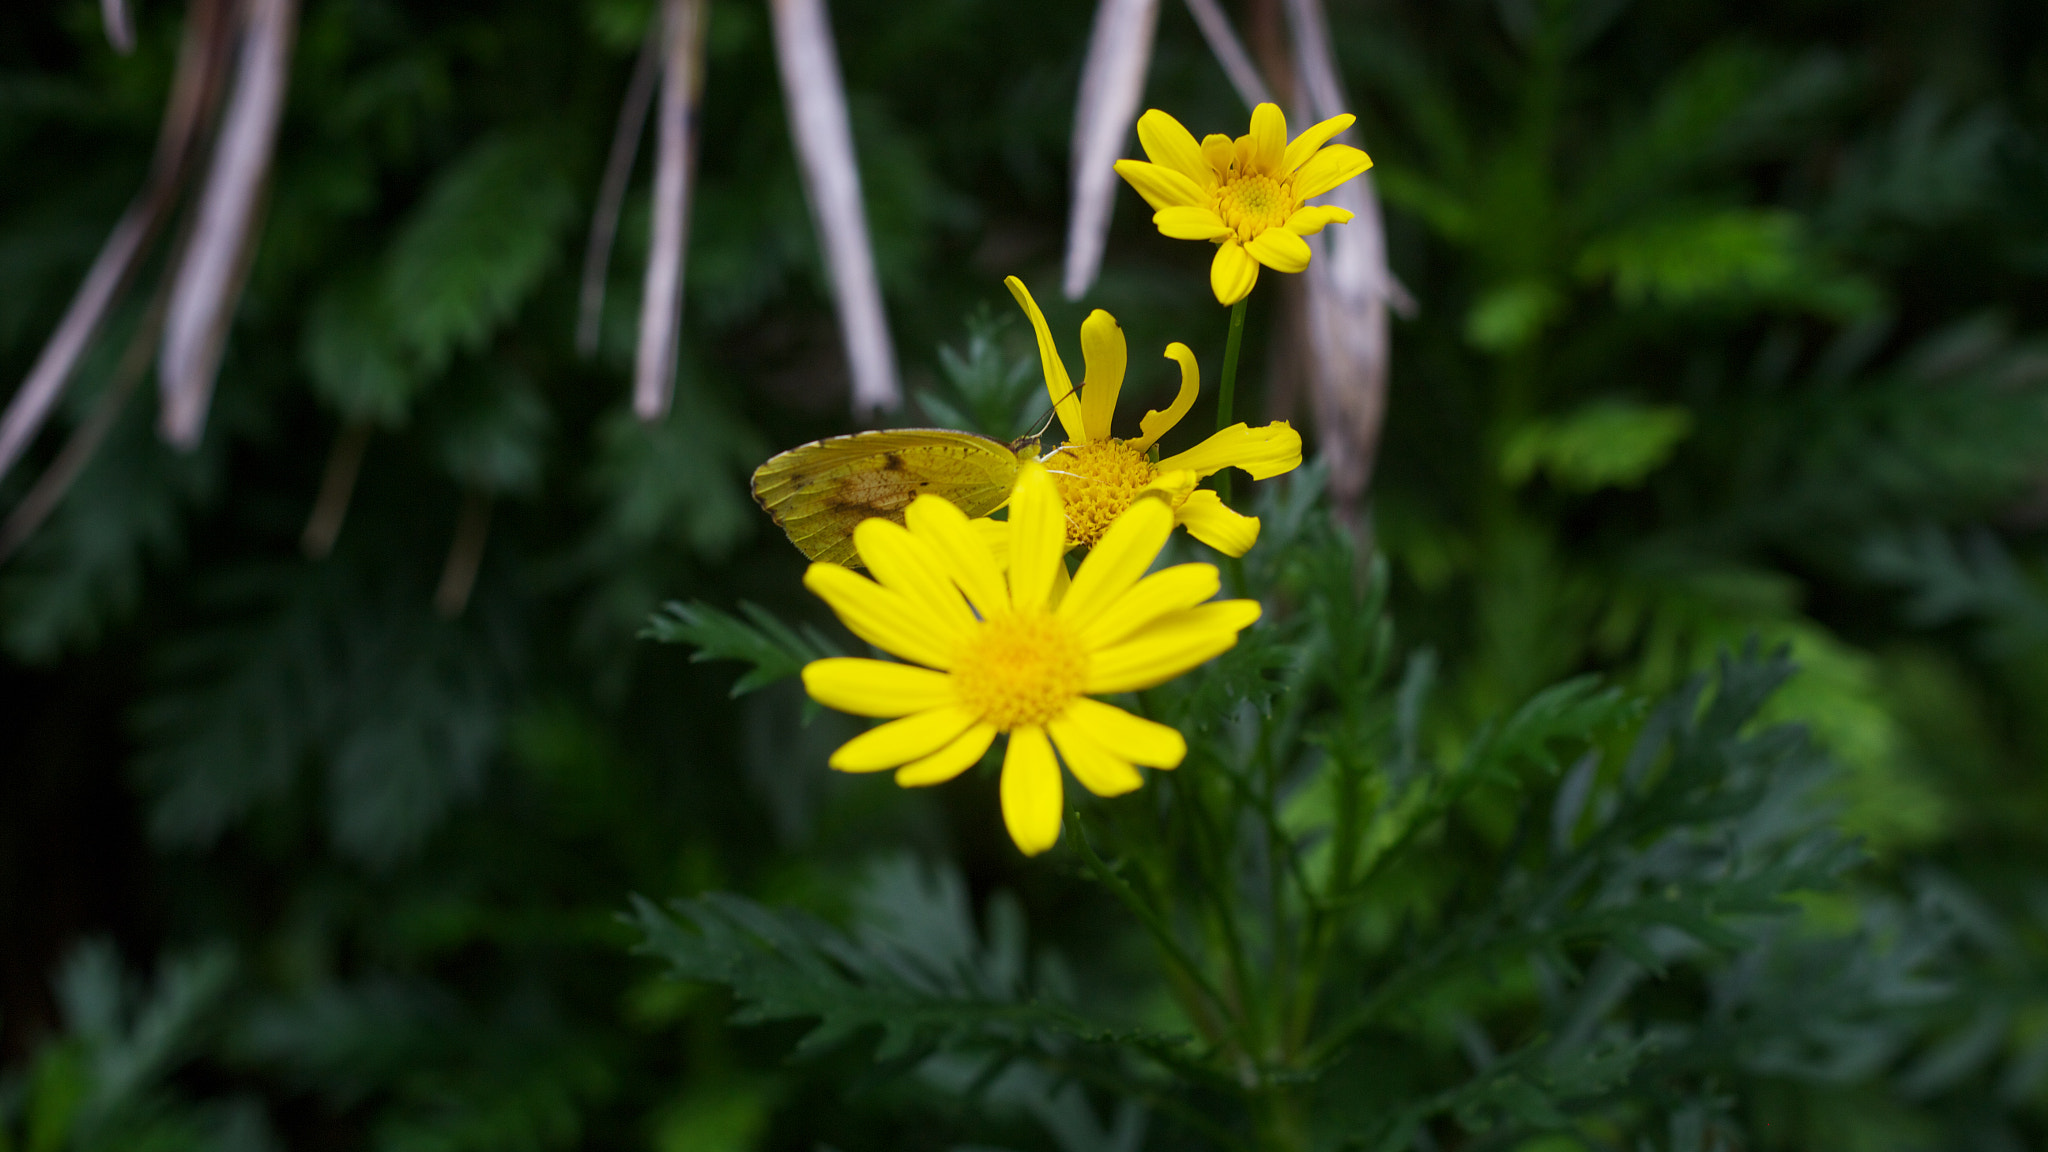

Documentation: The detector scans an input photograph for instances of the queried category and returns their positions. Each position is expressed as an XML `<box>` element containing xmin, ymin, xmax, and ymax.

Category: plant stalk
<box><xmin>1215</xmin><ymin>295</ymin><xmax>1248</xmax><ymax>505</ymax></box>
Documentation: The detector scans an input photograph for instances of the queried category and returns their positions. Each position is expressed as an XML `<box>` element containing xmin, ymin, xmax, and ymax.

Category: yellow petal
<box><xmin>1075</xmin><ymin>563</ymin><xmax>1221</xmax><ymax>650</ymax></box>
<box><xmin>854</xmin><ymin>517</ymin><xmax>977</xmax><ymax>631</ymax></box>
<box><xmin>1174</xmin><ymin>490</ymin><xmax>1260</xmax><ymax>557</ymax></box>
<box><xmin>1046</xmin><ymin>711</ymin><xmax>1143</xmax><ymax>797</ymax></box>
<box><xmin>1157</xmin><ymin>421</ymin><xmax>1304</xmax><ymax>480</ymax></box>
<box><xmin>830</xmin><ymin>705</ymin><xmax>979</xmax><ymax>772</ymax></box>
<box><xmin>1131</xmin><ymin>343</ymin><xmax>1200</xmax><ymax>453</ymax></box>
<box><xmin>1001</xmin><ymin>726</ymin><xmax>1063</xmax><ymax>855</ymax></box>
<box><xmin>1062</xmin><ymin>696</ymin><xmax>1187</xmax><ymax>767</ymax></box>
<box><xmin>1113</xmin><ymin>158</ymin><xmax>1205</xmax><ymax>212</ymax></box>
<box><xmin>1153</xmin><ymin>205</ymin><xmax>1232</xmax><ymax>241</ymax></box>
<box><xmin>803</xmin><ymin>658</ymin><xmax>958</xmax><ymax>718</ymax></box>
<box><xmin>1006</xmin><ymin>463</ymin><xmax>1065</xmax><ymax>612</ymax></box>
<box><xmin>804</xmin><ymin>564</ymin><xmax>958</xmax><ymax>669</ymax></box>
<box><xmin>1248</xmin><ymin>102</ymin><xmax>1288</xmax><ymax>173</ymax></box>
<box><xmin>1199</xmin><ymin>133</ymin><xmax>1235</xmax><ymax>178</ymax></box>
<box><xmin>1285</xmin><ymin>204</ymin><xmax>1354</xmax><ymax>236</ymax></box>
<box><xmin>1086</xmin><ymin>600</ymin><xmax>1262</xmax><ymax>694</ymax></box>
<box><xmin>1003</xmin><ymin>276</ymin><xmax>1087</xmax><ymax>444</ymax></box>
<box><xmin>1246</xmin><ymin>226</ymin><xmax>1311</xmax><ymax>273</ymax></box>
<box><xmin>1060</xmin><ymin>496</ymin><xmax>1173</xmax><ymax>633</ymax></box>
<box><xmin>1136</xmin><ymin>108</ymin><xmax>1214</xmax><ymax>189</ymax></box>
<box><xmin>1292</xmin><ymin>143</ymin><xmax>1372</xmax><ymax>199</ymax></box>
<box><xmin>1281</xmin><ymin>112</ymin><xmax>1355</xmax><ymax>174</ymax></box>
<box><xmin>905</xmin><ymin>495</ymin><xmax>1009</xmax><ymax>618</ymax></box>
<box><xmin>1141</xmin><ymin>469</ymin><xmax>1196</xmax><ymax>503</ymax></box>
<box><xmin>1078</xmin><ymin>309</ymin><xmax>1127</xmax><ymax>444</ymax></box>
<box><xmin>972</xmin><ymin>516</ymin><xmax>1010</xmax><ymax>570</ymax></box>
<box><xmin>1232</xmin><ymin>133</ymin><xmax>1256</xmax><ymax>173</ymax></box>
<box><xmin>895</xmin><ymin>721</ymin><xmax>996</xmax><ymax>787</ymax></box>
<box><xmin>1210</xmin><ymin>239</ymin><xmax>1259</xmax><ymax>306</ymax></box>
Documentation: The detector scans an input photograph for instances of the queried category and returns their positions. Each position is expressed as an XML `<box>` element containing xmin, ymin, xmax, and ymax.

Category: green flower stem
<box><xmin>1071</xmin><ymin>820</ymin><xmax>1237</xmax><ymax>1042</ymax></box>
<box><xmin>1215</xmin><ymin>296</ymin><xmax>1248</xmax><ymax>505</ymax></box>
<box><xmin>1173</xmin><ymin>767</ymin><xmax>1262</xmax><ymax>1057</ymax></box>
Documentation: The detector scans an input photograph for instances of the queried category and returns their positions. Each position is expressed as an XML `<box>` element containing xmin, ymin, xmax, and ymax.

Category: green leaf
<box><xmin>1501</xmin><ymin>401</ymin><xmax>1695</xmax><ymax>492</ymax></box>
<box><xmin>629</xmin><ymin>856</ymin><xmax>1131</xmax><ymax>1060</ymax></box>
<box><xmin>1465</xmin><ymin>280</ymin><xmax>1562</xmax><ymax>353</ymax></box>
<box><xmin>302</xmin><ymin>273</ymin><xmax>417</xmax><ymax>425</ymax></box>
<box><xmin>431</xmin><ymin>366</ymin><xmax>551</xmax><ymax>494</ymax></box>
<box><xmin>1466</xmin><ymin>675</ymin><xmax>1642</xmax><ymax>780</ymax></box>
<box><xmin>0</xmin><ymin>405</ymin><xmax>220</xmax><ymax>663</ymax></box>
<box><xmin>641</xmin><ymin>601</ymin><xmax>841</xmax><ymax>697</ymax></box>
<box><xmin>136</xmin><ymin>564</ymin><xmax>512</xmax><ymax>865</ymax></box>
<box><xmin>589</xmin><ymin>392</ymin><xmax>766</xmax><ymax>560</ymax></box>
<box><xmin>1577</xmin><ymin>209</ymin><xmax>1880</xmax><ymax>317</ymax></box>
<box><xmin>383</xmin><ymin>132</ymin><xmax>576</xmax><ymax>372</ymax></box>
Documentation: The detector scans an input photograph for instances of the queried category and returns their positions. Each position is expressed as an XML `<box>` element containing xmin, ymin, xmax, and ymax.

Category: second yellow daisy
<box><xmin>1114</xmin><ymin>102</ymin><xmax>1373</xmax><ymax>306</ymax></box>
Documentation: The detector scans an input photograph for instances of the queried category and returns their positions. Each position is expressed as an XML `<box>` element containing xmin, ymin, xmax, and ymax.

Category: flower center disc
<box><xmin>953</xmin><ymin>611</ymin><xmax>1087</xmax><ymax>731</ymax></box>
<box><xmin>1047</xmin><ymin>439</ymin><xmax>1157</xmax><ymax>547</ymax></box>
<box><xmin>1218</xmin><ymin>174</ymin><xmax>1291</xmax><ymax>239</ymax></box>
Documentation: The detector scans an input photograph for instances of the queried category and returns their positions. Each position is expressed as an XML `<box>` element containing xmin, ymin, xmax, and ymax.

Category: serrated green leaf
<box><xmin>641</xmin><ymin>601</ymin><xmax>840</xmax><ymax>697</ymax></box>
<box><xmin>1501</xmin><ymin>402</ymin><xmax>1695</xmax><ymax>492</ymax></box>
<box><xmin>628</xmin><ymin>857</ymin><xmax>1162</xmax><ymax>1062</ymax></box>
<box><xmin>383</xmin><ymin>133</ymin><xmax>576</xmax><ymax>372</ymax></box>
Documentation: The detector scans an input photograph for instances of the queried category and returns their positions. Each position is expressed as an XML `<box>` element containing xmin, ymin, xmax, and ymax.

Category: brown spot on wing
<box><xmin>831</xmin><ymin>469</ymin><xmax>919</xmax><ymax>515</ymax></box>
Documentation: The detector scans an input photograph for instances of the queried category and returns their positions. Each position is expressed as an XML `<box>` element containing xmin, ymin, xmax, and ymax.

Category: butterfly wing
<box><xmin>751</xmin><ymin>429</ymin><xmax>1026</xmax><ymax>566</ymax></box>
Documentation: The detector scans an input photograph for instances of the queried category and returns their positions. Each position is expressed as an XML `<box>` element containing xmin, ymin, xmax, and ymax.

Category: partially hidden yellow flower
<box><xmin>800</xmin><ymin>462</ymin><xmax>1261</xmax><ymax>856</ymax></box>
<box><xmin>1114</xmin><ymin>103</ymin><xmax>1373</xmax><ymax>305</ymax></box>
<box><xmin>1004</xmin><ymin>276</ymin><xmax>1301</xmax><ymax>556</ymax></box>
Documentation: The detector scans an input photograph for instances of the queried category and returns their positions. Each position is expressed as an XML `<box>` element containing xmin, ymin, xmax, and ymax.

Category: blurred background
<box><xmin>4</xmin><ymin>0</ymin><xmax>2048</xmax><ymax>1148</ymax></box>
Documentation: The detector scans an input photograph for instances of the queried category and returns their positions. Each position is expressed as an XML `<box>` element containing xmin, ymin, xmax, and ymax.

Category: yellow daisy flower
<box><xmin>1004</xmin><ymin>276</ymin><xmax>1301</xmax><ymax>556</ymax></box>
<box><xmin>1113</xmin><ymin>103</ymin><xmax>1373</xmax><ymax>306</ymax></box>
<box><xmin>799</xmin><ymin>463</ymin><xmax>1261</xmax><ymax>856</ymax></box>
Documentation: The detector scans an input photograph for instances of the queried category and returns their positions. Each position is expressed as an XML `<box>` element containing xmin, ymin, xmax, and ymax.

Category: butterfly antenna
<box><xmin>1021</xmin><ymin>382</ymin><xmax>1081</xmax><ymax>442</ymax></box>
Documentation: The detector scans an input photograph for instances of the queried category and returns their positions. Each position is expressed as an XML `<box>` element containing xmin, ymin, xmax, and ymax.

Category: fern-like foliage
<box><xmin>641</xmin><ymin>600</ymin><xmax>842</xmax><ymax>697</ymax></box>
<box><xmin>631</xmin><ymin>855</ymin><xmax>1156</xmax><ymax>1062</ymax></box>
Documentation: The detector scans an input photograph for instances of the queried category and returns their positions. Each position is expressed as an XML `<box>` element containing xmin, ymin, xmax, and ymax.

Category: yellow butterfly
<box><xmin>750</xmin><ymin>428</ymin><xmax>1042</xmax><ymax>566</ymax></box>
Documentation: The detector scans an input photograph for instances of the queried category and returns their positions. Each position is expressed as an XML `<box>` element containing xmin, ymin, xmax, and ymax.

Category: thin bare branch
<box><xmin>0</xmin><ymin>287</ymin><xmax>171</xmax><ymax>564</ymax></box>
<box><xmin>1182</xmin><ymin>0</ymin><xmax>1273</xmax><ymax>109</ymax></box>
<box><xmin>434</xmin><ymin>490</ymin><xmax>494</xmax><ymax>618</ymax></box>
<box><xmin>579</xmin><ymin>20</ymin><xmax>662</xmax><ymax>358</ymax></box>
<box><xmin>1062</xmin><ymin>0</ymin><xmax>1160</xmax><ymax>301</ymax></box>
<box><xmin>1284</xmin><ymin>0</ymin><xmax>1406</xmax><ymax>517</ymax></box>
<box><xmin>769</xmin><ymin>0</ymin><xmax>902</xmax><ymax>415</ymax></box>
<box><xmin>0</xmin><ymin>0</ymin><xmax>234</xmax><ymax>485</ymax></box>
<box><xmin>102</xmin><ymin>0</ymin><xmax>136</xmax><ymax>55</ymax></box>
<box><xmin>159</xmin><ymin>0</ymin><xmax>297</xmax><ymax>449</ymax></box>
<box><xmin>1300</xmin><ymin>210</ymin><xmax>1390</xmax><ymax>522</ymax></box>
<box><xmin>1283</xmin><ymin>0</ymin><xmax>1350</xmax><ymax>129</ymax></box>
<box><xmin>301</xmin><ymin>419</ymin><xmax>372</xmax><ymax>559</ymax></box>
<box><xmin>0</xmin><ymin>209</ymin><xmax>154</xmax><ymax>486</ymax></box>
<box><xmin>633</xmin><ymin>0</ymin><xmax>708</xmax><ymax>421</ymax></box>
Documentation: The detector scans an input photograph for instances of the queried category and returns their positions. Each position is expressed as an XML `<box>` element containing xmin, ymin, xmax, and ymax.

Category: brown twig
<box><xmin>1062</xmin><ymin>0</ymin><xmax>1161</xmax><ymax>301</ymax></box>
<box><xmin>101</xmin><ymin>0</ymin><xmax>136</xmax><ymax>55</ymax></box>
<box><xmin>769</xmin><ymin>0</ymin><xmax>902</xmax><ymax>415</ymax></box>
<box><xmin>1283</xmin><ymin>0</ymin><xmax>1407</xmax><ymax>531</ymax></box>
<box><xmin>159</xmin><ymin>0</ymin><xmax>298</xmax><ymax>448</ymax></box>
<box><xmin>1181</xmin><ymin>0</ymin><xmax>1273</xmax><ymax>108</ymax></box>
<box><xmin>300</xmin><ymin>419</ymin><xmax>372</xmax><ymax>559</ymax></box>
<box><xmin>433</xmin><ymin>490</ymin><xmax>494</xmax><ymax>618</ymax></box>
<box><xmin>578</xmin><ymin>19</ymin><xmax>662</xmax><ymax>358</ymax></box>
<box><xmin>0</xmin><ymin>0</ymin><xmax>235</xmax><ymax>485</ymax></box>
<box><xmin>633</xmin><ymin>0</ymin><xmax>709</xmax><ymax>421</ymax></box>
<box><xmin>0</xmin><ymin>289</ymin><xmax>172</xmax><ymax>564</ymax></box>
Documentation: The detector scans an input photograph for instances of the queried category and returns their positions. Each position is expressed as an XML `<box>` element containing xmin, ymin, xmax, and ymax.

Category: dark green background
<box><xmin>4</xmin><ymin>0</ymin><xmax>2047</xmax><ymax>1147</ymax></box>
